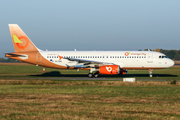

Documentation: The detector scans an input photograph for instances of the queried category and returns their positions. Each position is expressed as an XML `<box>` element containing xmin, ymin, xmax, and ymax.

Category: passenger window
<box><xmin>159</xmin><ymin>56</ymin><xmax>162</xmax><ymax>58</ymax></box>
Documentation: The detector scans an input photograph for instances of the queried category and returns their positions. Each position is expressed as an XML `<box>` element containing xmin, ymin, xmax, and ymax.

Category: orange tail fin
<box><xmin>9</xmin><ymin>24</ymin><xmax>39</xmax><ymax>52</ymax></box>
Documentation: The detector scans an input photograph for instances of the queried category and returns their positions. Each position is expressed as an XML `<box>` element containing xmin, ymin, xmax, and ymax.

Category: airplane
<box><xmin>5</xmin><ymin>24</ymin><xmax>174</xmax><ymax>78</ymax></box>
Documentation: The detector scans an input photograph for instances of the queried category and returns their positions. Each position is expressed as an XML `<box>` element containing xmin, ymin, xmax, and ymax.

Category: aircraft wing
<box><xmin>63</xmin><ymin>57</ymin><xmax>114</xmax><ymax>68</ymax></box>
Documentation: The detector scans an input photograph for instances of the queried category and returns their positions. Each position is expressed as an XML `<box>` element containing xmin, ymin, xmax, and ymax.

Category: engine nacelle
<box><xmin>99</xmin><ymin>65</ymin><xmax>120</xmax><ymax>75</ymax></box>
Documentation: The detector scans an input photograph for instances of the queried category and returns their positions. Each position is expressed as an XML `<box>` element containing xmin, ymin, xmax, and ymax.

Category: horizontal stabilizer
<box><xmin>5</xmin><ymin>53</ymin><xmax>27</xmax><ymax>57</ymax></box>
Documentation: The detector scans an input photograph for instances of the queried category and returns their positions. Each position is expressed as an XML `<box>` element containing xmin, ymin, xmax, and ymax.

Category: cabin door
<box><xmin>147</xmin><ymin>53</ymin><xmax>153</xmax><ymax>63</ymax></box>
<box><xmin>36</xmin><ymin>52</ymin><xmax>42</xmax><ymax>63</ymax></box>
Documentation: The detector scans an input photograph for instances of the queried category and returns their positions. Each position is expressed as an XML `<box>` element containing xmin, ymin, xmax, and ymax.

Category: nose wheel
<box><xmin>149</xmin><ymin>69</ymin><xmax>153</xmax><ymax>77</ymax></box>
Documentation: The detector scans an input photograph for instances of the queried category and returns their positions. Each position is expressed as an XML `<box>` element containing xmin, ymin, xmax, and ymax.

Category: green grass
<box><xmin>0</xmin><ymin>81</ymin><xmax>180</xmax><ymax>119</ymax></box>
<box><xmin>0</xmin><ymin>63</ymin><xmax>180</xmax><ymax>119</ymax></box>
<box><xmin>0</xmin><ymin>63</ymin><xmax>180</xmax><ymax>80</ymax></box>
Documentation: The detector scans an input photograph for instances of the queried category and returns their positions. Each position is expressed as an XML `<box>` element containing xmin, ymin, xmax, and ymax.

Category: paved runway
<box><xmin>3</xmin><ymin>77</ymin><xmax>178</xmax><ymax>81</ymax></box>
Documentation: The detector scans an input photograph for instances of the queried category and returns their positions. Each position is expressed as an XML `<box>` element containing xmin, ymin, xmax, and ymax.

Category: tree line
<box><xmin>0</xmin><ymin>58</ymin><xmax>20</xmax><ymax>63</ymax></box>
<box><xmin>154</xmin><ymin>49</ymin><xmax>180</xmax><ymax>60</ymax></box>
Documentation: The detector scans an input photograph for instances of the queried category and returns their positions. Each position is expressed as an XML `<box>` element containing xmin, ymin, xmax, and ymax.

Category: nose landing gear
<box><xmin>149</xmin><ymin>69</ymin><xmax>153</xmax><ymax>77</ymax></box>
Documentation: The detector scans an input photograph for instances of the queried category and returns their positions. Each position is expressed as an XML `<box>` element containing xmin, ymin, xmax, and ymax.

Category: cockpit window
<box><xmin>162</xmin><ymin>56</ymin><xmax>168</xmax><ymax>58</ymax></box>
<box><xmin>159</xmin><ymin>56</ymin><xmax>168</xmax><ymax>58</ymax></box>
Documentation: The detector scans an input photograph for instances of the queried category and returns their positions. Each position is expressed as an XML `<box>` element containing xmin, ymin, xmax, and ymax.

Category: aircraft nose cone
<box><xmin>169</xmin><ymin>60</ymin><xmax>174</xmax><ymax>67</ymax></box>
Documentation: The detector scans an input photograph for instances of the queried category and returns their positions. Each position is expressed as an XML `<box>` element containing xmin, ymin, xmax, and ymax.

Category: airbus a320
<box><xmin>5</xmin><ymin>24</ymin><xmax>174</xmax><ymax>77</ymax></box>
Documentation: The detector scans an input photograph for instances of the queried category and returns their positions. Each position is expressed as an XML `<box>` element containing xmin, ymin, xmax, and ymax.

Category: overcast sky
<box><xmin>0</xmin><ymin>0</ymin><xmax>180</xmax><ymax>58</ymax></box>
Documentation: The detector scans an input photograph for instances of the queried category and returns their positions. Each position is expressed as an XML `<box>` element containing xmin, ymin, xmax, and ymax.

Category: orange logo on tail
<box><xmin>13</xmin><ymin>35</ymin><xmax>29</xmax><ymax>49</ymax></box>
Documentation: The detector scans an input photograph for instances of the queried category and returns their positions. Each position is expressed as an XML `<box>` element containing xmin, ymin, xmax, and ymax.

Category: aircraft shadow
<box><xmin>29</xmin><ymin>71</ymin><xmax>177</xmax><ymax>78</ymax></box>
<box><xmin>29</xmin><ymin>71</ymin><xmax>87</xmax><ymax>77</ymax></box>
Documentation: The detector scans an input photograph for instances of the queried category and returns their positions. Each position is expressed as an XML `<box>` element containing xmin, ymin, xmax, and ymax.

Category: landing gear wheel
<box><xmin>94</xmin><ymin>74</ymin><xmax>99</xmax><ymax>78</ymax></box>
<box><xmin>88</xmin><ymin>73</ymin><xmax>93</xmax><ymax>78</ymax></box>
<box><xmin>149</xmin><ymin>69</ymin><xmax>153</xmax><ymax>77</ymax></box>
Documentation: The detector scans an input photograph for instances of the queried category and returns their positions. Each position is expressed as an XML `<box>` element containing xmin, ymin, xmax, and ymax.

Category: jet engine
<box><xmin>99</xmin><ymin>65</ymin><xmax>120</xmax><ymax>75</ymax></box>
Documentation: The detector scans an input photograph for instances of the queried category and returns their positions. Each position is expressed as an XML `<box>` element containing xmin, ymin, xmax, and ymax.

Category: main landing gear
<box><xmin>88</xmin><ymin>72</ymin><xmax>99</xmax><ymax>78</ymax></box>
<box><xmin>88</xmin><ymin>68</ymin><xmax>99</xmax><ymax>78</ymax></box>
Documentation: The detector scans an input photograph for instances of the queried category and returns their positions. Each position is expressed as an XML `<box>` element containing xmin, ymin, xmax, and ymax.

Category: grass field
<box><xmin>0</xmin><ymin>63</ymin><xmax>180</xmax><ymax>119</ymax></box>
<box><xmin>0</xmin><ymin>63</ymin><xmax>180</xmax><ymax>80</ymax></box>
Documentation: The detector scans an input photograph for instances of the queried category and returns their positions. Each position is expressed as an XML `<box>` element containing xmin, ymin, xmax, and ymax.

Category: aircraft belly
<box><xmin>130</xmin><ymin>60</ymin><xmax>142</xmax><ymax>67</ymax></box>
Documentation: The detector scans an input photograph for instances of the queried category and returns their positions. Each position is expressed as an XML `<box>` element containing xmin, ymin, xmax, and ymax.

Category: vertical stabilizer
<box><xmin>9</xmin><ymin>24</ymin><xmax>39</xmax><ymax>52</ymax></box>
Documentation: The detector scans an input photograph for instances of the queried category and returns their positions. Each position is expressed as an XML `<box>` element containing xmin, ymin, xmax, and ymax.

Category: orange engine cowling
<box><xmin>99</xmin><ymin>65</ymin><xmax>120</xmax><ymax>75</ymax></box>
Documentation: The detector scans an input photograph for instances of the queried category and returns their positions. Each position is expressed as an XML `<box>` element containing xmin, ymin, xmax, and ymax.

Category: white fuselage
<box><xmin>40</xmin><ymin>51</ymin><xmax>174</xmax><ymax>69</ymax></box>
